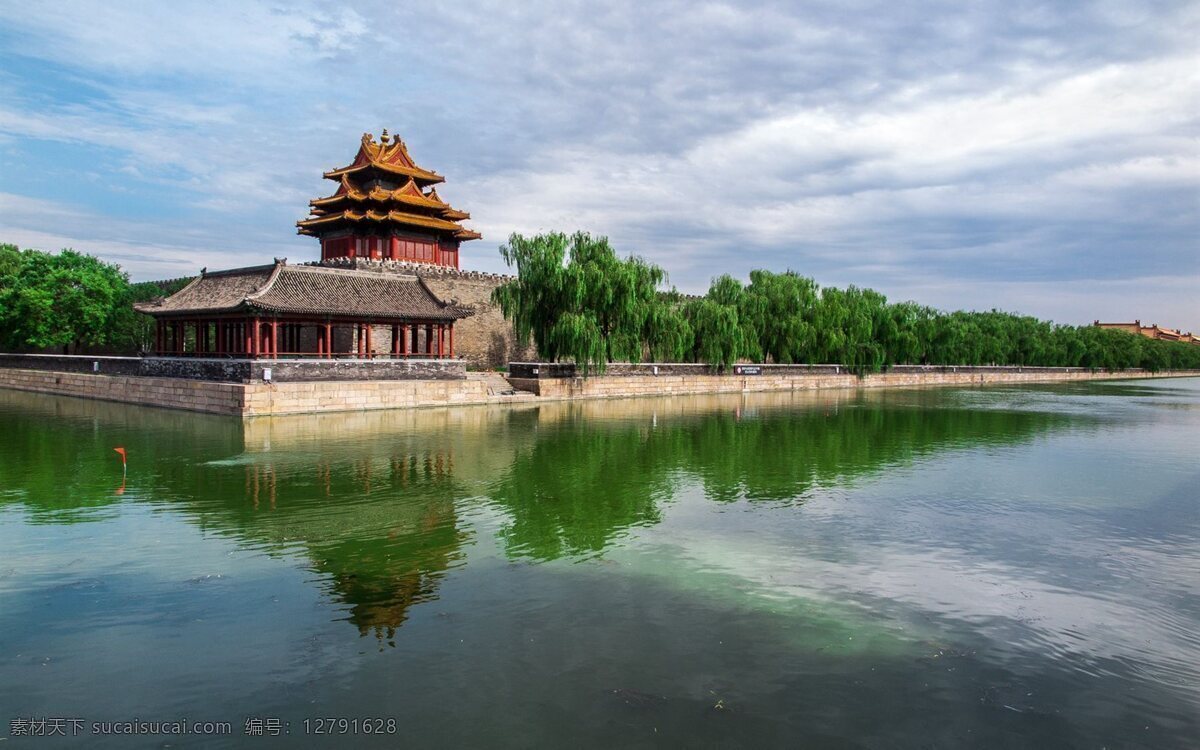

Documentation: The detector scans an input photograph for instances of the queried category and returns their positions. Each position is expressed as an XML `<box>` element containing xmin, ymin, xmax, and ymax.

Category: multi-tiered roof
<box><xmin>133</xmin><ymin>132</ymin><xmax>482</xmax><ymax>362</ymax></box>
<box><xmin>297</xmin><ymin>131</ymin><xmax>480</xmax><ymax>265</ymax></box>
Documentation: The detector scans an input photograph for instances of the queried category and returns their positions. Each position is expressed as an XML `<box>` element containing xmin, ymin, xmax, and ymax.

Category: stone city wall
<box><xmin>419</xmin><ymin>273</ymin><xmax>536</xmax><ymax>369</ymax></box>
<box><xmin>0</xmin><ymin>368</ymin><xmax>247</xmax><ymax>415</ymax></box>
<box><xmin>508</xmin><ymin>366</ymin><xmax>1195</xmax><ymax>399</ymax></box>
<box><xmin>2</xmin><ymin>363</ymin><xmax>1195</xmax><ymax>418</ymax></box>
<box><xmin>239</xmin><ymin>378</ymin><xmax>491</xmax><ymax>417</ymax></box>
<box><xmin>0</xmin><ymin>367</ymin><xmax>493</xmax><ymax>416</ymax></box>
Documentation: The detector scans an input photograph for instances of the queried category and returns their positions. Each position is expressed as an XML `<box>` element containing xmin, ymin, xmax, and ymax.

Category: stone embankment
<box><xmin>0</xmin><ymin>359</ymin><xmax>1194</xmax><ymax>417</ymax></box>
<box><xmin>0</xmin><ymin>367</ymin><xmax>503</xmax><ymax>416</ymax></box>
<box><xmin>506</xmin><ymin>363</ymin><xmax>1194</xmax><ymax>400</ymax></box>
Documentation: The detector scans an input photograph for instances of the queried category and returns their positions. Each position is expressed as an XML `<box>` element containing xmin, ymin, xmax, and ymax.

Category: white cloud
<box><xmin>0</xmin><ymin>0</ymin><xmax>1196</xmax><ymax>327</ymax></box>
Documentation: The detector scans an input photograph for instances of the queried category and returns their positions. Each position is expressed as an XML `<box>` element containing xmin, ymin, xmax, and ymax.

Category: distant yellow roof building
<box><xmin>1094</xmin><ymin>320</ymin><xmax>1198</xmax><ymax>345</ymax></box>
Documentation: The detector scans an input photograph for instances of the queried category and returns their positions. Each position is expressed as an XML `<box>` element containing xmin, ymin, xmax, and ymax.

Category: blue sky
<box><xmin>0</xmin><ymin>1</ymin><xmax>1196</xmax><ymax>328</ymax></box>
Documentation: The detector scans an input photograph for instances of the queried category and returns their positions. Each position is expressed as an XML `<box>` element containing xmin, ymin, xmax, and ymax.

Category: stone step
<box><xmin>467</xmin><ymin>370</ymin><xmax>528</xmax><ymax>397</ymax></box>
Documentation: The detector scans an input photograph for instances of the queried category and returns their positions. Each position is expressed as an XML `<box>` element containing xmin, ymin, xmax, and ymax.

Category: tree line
<box><xmin>493</xmin><ymin>232</ymin><xmax>1200</xmax><ymax>373</ymax></box>
<box><xmin>0</xmin><ymin>244</ymin><xmax>189</xmax><ymax>354</ymax></box>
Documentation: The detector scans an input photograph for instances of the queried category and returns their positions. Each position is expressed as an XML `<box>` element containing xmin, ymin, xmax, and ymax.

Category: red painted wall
<box><xmin>322</xmin><ymin>234</ymin><xmax>459</xmax><ymax>267</ymax></box>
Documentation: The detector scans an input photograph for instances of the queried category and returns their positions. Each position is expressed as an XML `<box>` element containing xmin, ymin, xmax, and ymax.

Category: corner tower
<box><xmin>298</xmin><ymin>131</ymin><xmax>481</xmax><ymax>268</ymax></box>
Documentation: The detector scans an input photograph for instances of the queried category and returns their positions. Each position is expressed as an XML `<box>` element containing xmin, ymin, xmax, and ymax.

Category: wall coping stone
<box><xmin>507</xmin><ymin>361</ymin><xmax>1150</xmax><ymax>379</ymax></box>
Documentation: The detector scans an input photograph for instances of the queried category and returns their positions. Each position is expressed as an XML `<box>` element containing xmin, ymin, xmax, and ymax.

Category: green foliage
<box><xmin>493</xmin><ymin>232</ymin><xmax>681</xmax><ymax>373</ymax></box>
<box><xmin>0</xmin><ymin>246</ymin><xmax>129</xmax><ymax>352</ymax></box>
<box><xmin>110</xmin><ymin>279</ymin><xmax>191</xmax><ymax>353</ymax></box>
<box><xmin>0</xmin><ymin>244</ymin><xmax>191</xmax><ymax>355</ymax></box>
<box><xmin>644</xmin><ymin>295</ymin><xmax>693</xmax><ymax>363</ymax></box>
<box><xmin>685</xmin><ymin>297</ymin><xmax>743</xmax><ymax>370</ymax></box>
<box><xmin>741</xmin><ymin>270</ymin><xmax>818</xmax><ymax>364</ymax></box>
<box><xmin>494</xmin><ymin>232</ymin><xmax>1200</xmax><ymax>372</ymax></box>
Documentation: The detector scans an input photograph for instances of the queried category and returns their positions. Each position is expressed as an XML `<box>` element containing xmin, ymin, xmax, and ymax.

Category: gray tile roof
<box><xmin>134</xmin><ymin>262</ymin><xmax>471</xmax><ymax>321</ymax></box>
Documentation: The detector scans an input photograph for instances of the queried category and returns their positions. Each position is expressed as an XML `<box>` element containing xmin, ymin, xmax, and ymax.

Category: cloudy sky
<box><xmin>0</xmin><ymin>1</ymin><xmax>1196</xmax><ymax>328</ymax></box>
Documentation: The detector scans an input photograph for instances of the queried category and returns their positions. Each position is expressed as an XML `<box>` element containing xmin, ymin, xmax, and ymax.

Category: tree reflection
<box><xmin>1</xmin><ymin>388</ymin><xmax>1078</xmax><ymax>638</ymax></box>
<box><xmin>486</xmin><ymin>393</ymin><xmax>1072</xmax><ymax>559</ymax></box>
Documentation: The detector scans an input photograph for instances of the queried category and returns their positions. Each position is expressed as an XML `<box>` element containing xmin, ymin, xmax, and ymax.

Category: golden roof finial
<box><xmin>381</xmin><ymin>128</ymin><xmax>390</xmax><ymax>145</ymax></box>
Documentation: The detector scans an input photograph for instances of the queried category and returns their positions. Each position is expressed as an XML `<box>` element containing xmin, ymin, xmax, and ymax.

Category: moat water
<box><xmin>1</xmin><ymin>379</ymin><xmax>1198</xmax><ymax>748</ymax></box>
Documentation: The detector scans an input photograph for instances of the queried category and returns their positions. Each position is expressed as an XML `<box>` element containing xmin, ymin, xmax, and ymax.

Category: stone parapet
<box><xmin>310</xmin><ymin>256</ymin><xmax>515</xmax><ymax>282</ymax></box>
<box><xmin>509</xmin><ymin>362</ymin><xmax>1130</xmax><ymax>380</ymax></box>
<box><xmin>0</xmin><ymin>353</ymin><xmax>465</xmax><ymax>383</ymax></box>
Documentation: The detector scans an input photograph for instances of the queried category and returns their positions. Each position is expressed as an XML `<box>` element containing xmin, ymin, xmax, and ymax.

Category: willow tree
<box><xmin>741</xmin><ymin>270</ymin><xmax>818</xmax><ymax>363</ymax></box>
<box><xmin>645</xmin><ymin>290</ymin><xmax>694</xmax><ymax>362</ymax></box>
<box><xmin>492</xmin><ymin>232</ymin><xmax>675</xmax><ymax>373</ymax></box>
<box><xmin>686</xmin><ymin>298</ymin><xmax>743</xmax><ymax>370</ymax></box>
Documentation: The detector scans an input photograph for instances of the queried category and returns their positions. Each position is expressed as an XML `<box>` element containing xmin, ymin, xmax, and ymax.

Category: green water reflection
<box><xmin>0</xmin><ymin>382</ymin><xmax>1197</xmax><ymax>748</ymax></box>
<box><xmin>1</xmin><ymin>388</ymin><xmax>1070</xmax><ymax>625</ymax></box>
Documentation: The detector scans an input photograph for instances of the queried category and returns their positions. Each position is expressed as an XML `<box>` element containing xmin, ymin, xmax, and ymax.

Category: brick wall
<box><xmin>419</xmin><ymin>274</ymin><xmax>536</xmax><ymax>369</ymax></box>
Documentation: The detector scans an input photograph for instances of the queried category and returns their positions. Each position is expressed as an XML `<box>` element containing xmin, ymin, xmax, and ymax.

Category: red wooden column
<box><xmin>244</xmin><ymin>320</ymin><xmax>253</xmax><ymax>357</ymax></box>
<box><xmin>425</xmin><ymin>324</ymin><xmax>434</xmax><ymax>355</ymax></box>
<box><xmin>365</xmin><ymin>324</ymin><xmax>373</xmax><ymax>359</ymax></box>
<box><xmin>391</xmin><ymin>324</ymin><xmax>400</xmax><ymax>357</ymax></box>
<box><xmin>449</xmin><ymin>324</ymin><xmax>454</xmax><ymax>357</ymax></box>
<box><xmin>437</xmin><ymin>324</ymin><xmax>445</xmax><ymax>358</ymax></box>
<box><xmin>324</xmin><ymin>323</ymin><xmax>333</xmax><ymax>359</ymax></box>
<box><xmin>271</xmin><ymin>321</ymin><xmax>279</xmax><ymax>359</ymax></box>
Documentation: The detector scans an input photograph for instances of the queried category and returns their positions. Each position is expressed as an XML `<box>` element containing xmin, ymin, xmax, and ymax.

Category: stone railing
<box><xmin>506</xmin><ymin>362</ymin><xmax>1132</xmax><ymax>379</ymax></box>
<box><xmin>309</xmin><ymin>257</ymin><xmax>515</xmax><ymax>282</ymax></box>
<box><xmin>0</xmin><ymin>353</ymin><xmax>466</xmax><ymax>383</ymax></box>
